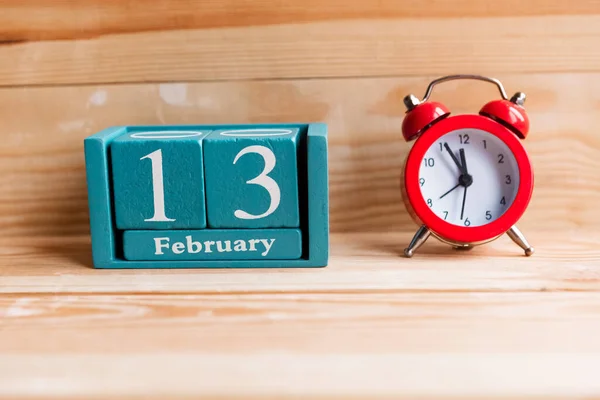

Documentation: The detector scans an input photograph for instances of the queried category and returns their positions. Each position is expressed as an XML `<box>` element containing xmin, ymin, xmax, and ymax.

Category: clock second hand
<box><xmin>459</xmin><ymin>148</ymin><xmax>469</xmax><ymax>220</ymax></box>
<box><xmin>460</xmin><ymin>186</ymin><xmax>468</xmax><ymax>220</ymax></box>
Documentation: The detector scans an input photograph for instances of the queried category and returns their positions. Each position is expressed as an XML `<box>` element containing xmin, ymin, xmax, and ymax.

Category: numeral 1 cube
<box><xmin>111</xmin><ymin>128</ymin><xmax>210</xmax><ymax>229</ymax></box>
<box><xmin>203</xmin><ymin>128</ymin><xmax>301</xmax><ymax>228</ymax></box>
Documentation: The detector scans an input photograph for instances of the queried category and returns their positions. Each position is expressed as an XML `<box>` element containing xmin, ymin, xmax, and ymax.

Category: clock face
<box><xmin>418</xmin><ymin>128</ymin><xmax>520</xmax><ymax>227</ymax></box>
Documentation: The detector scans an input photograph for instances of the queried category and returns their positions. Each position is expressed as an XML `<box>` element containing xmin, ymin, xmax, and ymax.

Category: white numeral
<box><xmin>141</xmin><ymin>149</ymin><xmax>175</xmax><ymax>222</ymax></box>
<box><xmin>233</xmin><ymin>145</ymin><xmax>281</xmax><ymax>220</ymax></box>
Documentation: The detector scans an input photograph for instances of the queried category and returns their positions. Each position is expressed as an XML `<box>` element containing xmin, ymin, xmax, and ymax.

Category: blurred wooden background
<box><xmin>2</xmin><ymin>0</ymin><xmax>600</xmax><ymax>236</ymax></box>
<box><xmin>2</xmin><ymin>1</ymin><xmax>600</xmax><ymax>399</ymax></box>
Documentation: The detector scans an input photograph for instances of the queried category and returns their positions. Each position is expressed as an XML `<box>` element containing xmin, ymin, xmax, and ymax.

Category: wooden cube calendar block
<box><xmin>204</xmin><ymin>128</ymin><xmax>301</xmax><ymax>228</ymax></box>
<box><xmin>84</xmin><ymin>123</ymin><xmax>328</xmax><ymax>269</ymax></box>
<box><xmin>111</xmin><ymin>128</ymin><xmax>210</xmax><ymax>229</ymax></box>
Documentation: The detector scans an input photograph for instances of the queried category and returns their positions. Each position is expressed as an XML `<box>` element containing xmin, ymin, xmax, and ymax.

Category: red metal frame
<box><xmin>404</xmin><ymin>114</ymin><xmax>533</xmax><ymax>243</ymax></box>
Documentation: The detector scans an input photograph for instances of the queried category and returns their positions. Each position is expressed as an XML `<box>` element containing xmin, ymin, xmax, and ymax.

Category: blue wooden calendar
<box><xmin>84</xmin><ymin>123</ymin><xmax>329</xmax><ymax>268</ymax></box>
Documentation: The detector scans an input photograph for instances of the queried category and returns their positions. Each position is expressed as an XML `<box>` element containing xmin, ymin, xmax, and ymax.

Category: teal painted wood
<box><xmin>123</xmin><ymin>229</ymin><xmax>302</xmax><ymax>260</ymax></box>
<box><xmin>204</xmin><ymin>128</ymin><xmax>301</xmax><ymax>228</ymax></box>
<box><xmin>84</xmin><ymin>123</ymin><xmax>328</xmax><ymax>269</ymax></box>
<box><xmin>305</xmin><ymin>123</ymin><xmax>329</xmax><ymax>266</ymax></box>
<box><xmin>111</xmin><ymin>128</ymin><xmax>211</xmax><ymax>229</ymax></box>
<box><xmin>84</xmin><ymin>127</ymin><xmax>127</xmax><ymax>268</ymax></box>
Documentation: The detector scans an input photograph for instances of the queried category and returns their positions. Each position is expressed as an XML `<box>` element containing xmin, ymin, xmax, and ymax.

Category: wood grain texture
<box><xmin>1</xmin><ymin>230</ymin><xmax>599</xmax><ymax>294</ymax></box>
<box><xmin>2</xmin><ymin>289</ymin><xmax>600</xmax><ymax>398</ymax></box>
<box><xmin>3</xmin><ymin>355</ymin><xmax>600</xmax><ymax>399</ymax></box>
<box><xmin>3</xmin><ymin>0</ymin><xmax>600</xmax><ymax>42</ymax></box>
<box><xmin>2</xmin><ymin>3</ymin><xmax>600</xmax><ymax>398</ymax></box>
<box><xmin>1</xmin><ymin>230</ymin><xmax>600</xmax><ymax>398</ymax></box>
<box><xmin>4</xmin><ymin>291</ymin><xmax>600</xmax><ymax>354</ymax></box>
<box><xmin>1</xmin><ymin>73</ymin><xmax>599</xmax><ymax>237</ymax></box>
<box><xmin>2</xmin><ymin>14</ymin><xmax>600</xmax><ymax>85</ymax></box>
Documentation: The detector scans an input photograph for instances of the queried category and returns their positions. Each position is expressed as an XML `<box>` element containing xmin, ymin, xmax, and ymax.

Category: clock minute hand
<box><xmin>459</xmin><ymin>148</ymin><xmax>468</xmax><ymax>174</ymax></box>
<box><xmin>444</xmin><ymin>143</ymin><xmax>467</xmax><ymax>175</ymax></box>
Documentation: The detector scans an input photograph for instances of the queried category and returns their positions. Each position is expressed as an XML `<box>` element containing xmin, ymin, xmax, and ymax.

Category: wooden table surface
<box><xmin>2</xmin><ymin>1</ymin><xmax>600</xmax><ymax>398</ymax></box>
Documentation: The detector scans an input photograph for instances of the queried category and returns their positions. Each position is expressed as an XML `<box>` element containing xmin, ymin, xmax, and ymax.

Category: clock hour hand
<box><xmin>439</xmin><ymin>183</ymin><xmax>461</xmax><ymax>199</ymax></box>
<box><xmin>444</xmin><ymin>143</ymin><xmax>467</xmax><ymax>175</ymax></box>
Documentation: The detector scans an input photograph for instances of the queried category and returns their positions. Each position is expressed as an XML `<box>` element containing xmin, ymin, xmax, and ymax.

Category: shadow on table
<box><xmin>343</xmin><ymin>230</ymin><xmax>519</xmax><ymax>259</ymax></box>
<box><xmin>33</xmin><ymin>236</ymin><xmax>95</xmax><ymax>270</ymax></box>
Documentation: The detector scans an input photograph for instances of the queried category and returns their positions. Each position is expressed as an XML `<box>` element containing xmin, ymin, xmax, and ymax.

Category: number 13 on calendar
<box><xmin>84</xmin><ymin>123</ymin><xmax>329</xmax><ymax>268</ymax></box>
<box><xmin>111</xmin><ymin>128</ymin><xmax>301</xmax><ymax>230</ymax></box>
<box><xmin>140</xmin><ymin>144</ymin><xmax>282</xmax><ymax>223</ymax></box>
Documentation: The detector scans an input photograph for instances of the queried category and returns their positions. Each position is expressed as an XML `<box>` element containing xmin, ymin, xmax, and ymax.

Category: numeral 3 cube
<box><xmin>84</xmin><ymin>124</ymin><xmax>328</xmax><ymax>268</ymax></box>
<box><xmin>204</xmin><ymin>128</ymin><xmax>301</xmax><ymax>228</ymax></box>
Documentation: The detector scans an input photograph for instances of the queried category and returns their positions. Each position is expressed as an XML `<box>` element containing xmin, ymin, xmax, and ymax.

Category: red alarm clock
<box><xmin>401</xmin><ymin>75</ymin><xmax>534</xmax><ymax>257</ymax></box>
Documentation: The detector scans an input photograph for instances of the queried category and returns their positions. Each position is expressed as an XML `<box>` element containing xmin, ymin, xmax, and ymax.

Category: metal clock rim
<box><xmin>403</xmin><ymin>114</ymin><xmax>534</xmax><ymax>244</ymax></box>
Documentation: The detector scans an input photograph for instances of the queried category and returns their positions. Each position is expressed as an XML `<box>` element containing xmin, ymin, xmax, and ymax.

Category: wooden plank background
<box><xmin>2</xmin><ymin>75</ymin><xmax>600</xmax><ymax>236</ymax></box>
<box><xmin>2</xmin><ymin>1</ymin><xmax>600</xmax><ymax>398</ymax></box>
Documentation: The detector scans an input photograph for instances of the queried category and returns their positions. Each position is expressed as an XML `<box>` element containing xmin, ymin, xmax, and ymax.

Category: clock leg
<box><xmin>507</xmin><ymin>226</ymin><xmax>534</xmax><ymax>256</ymax></box>
<box><xmin>404</xmin><ymin>225</ymin><xmax>431</xmax><ymax>258</ymax></box>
